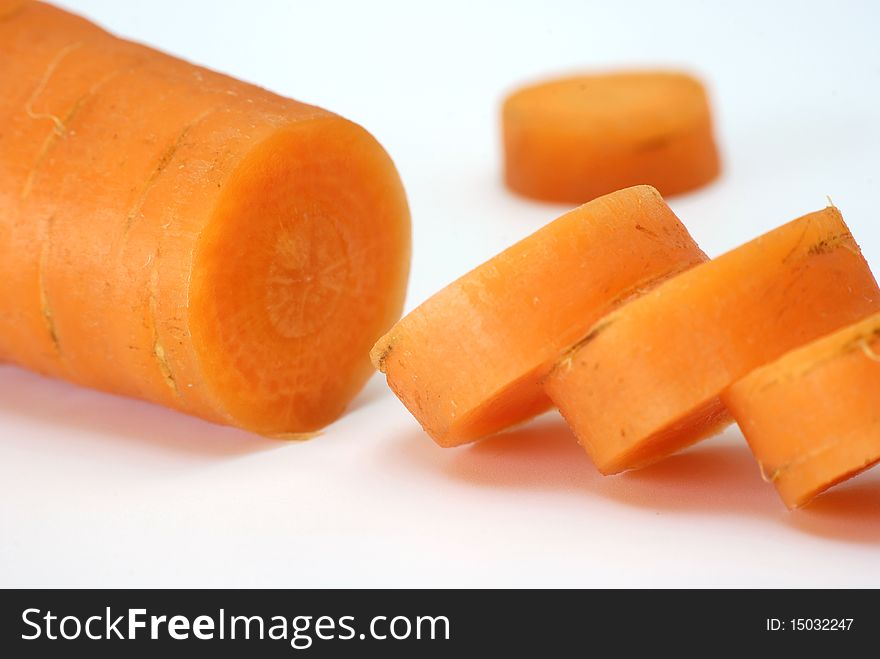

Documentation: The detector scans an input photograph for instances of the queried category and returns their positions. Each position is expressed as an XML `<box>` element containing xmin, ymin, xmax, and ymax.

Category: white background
<box><xmin>2</xmin><ymin>0</ymin><xmax>879</xmax><ymax>587</ymax></box>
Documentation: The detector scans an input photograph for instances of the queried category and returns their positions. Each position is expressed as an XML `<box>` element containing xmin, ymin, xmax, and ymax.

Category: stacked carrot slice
<box><xmin>371</xmin><ymin>186</ymin><xmax>705</xmax><ymax>446</ymax></box>
<box><xmin>375</xmin><ymin>188</ymin><xmax>880</xmax><ymax>508</ymax></box>
<box><xmin>725</xmin><ymin>314</ymin><xmax>880</xmax><ymax>508</ymax></box>
<box><xmin>545</xmin><ymin>206</ymin><xmax>879</xmax><ymax>475</ymax></box>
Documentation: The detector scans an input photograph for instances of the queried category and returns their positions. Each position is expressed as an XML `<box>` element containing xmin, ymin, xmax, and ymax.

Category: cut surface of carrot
<box><xmin>371</xmin><ymin>185</ymin><xmax>706</xmax><ymax>447</ymax></box>
<box><xmin>0</xmin><ymin>1</ymin><xmax>410</xmax><ymax>434</ymax></box>
<box><xmin>725</xmin><ymin>313</ymin><xmax>880</xmax><ymax>509</ymax></box>
<box><xmin>544</xmin><ymin>206</ymin><xmax>880</xmax><ymax>474</ymax></box>
<box><xmin>502</xmin><ymin>71</ymin><xmax>720</xmax><ymax>204</ymax></box>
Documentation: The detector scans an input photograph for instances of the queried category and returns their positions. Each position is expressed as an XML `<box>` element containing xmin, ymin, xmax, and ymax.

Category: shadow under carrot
<box><xmin>0</xmin><ymin>365</ymin><xmax>283</xmax><ymax>460</ymax></box>
<box><xmin>392</xmin><ymin>415</ymin><xmax>880</xmax><ymax>544</ymax></box>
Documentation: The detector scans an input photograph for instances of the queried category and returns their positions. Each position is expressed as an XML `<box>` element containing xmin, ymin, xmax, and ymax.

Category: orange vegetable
<box><xmin>725</xmin><ymin>313</ymin><xmax>880</xmax><ymax>509</ymax></box>
<box><xmin>372</xmin><ymin>185</ymin><xmax>706</xmax><ymax>446</ymax></box>
<box><xmin>502</xmin><ymin>71</ymin><xmax>720</xmax><ymax>204</ymax></box>
<box><xmin>0</xmin><ymin>1</ymin><xmax>410</xmax><ymax>434</ymax></box>
<box><xmin>0</xmin><ymin>0</ymin><xmax>23</xmax><ymax>17</ymax></box>
<box><xmin>544</xmin><ymin>205</ymin><xmax>880</xmax><ymax>474</ymax></box>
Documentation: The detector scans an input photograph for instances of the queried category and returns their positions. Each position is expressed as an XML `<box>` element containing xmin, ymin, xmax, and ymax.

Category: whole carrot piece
<box><xmin>0</xmin><ymin>2</ymin><xmax>411</xmax><ymax>434</ymax></box>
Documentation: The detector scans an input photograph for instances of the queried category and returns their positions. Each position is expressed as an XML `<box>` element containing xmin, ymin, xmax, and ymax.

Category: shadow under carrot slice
<box><xmin>390</xmin><ymin>417</ymin><xmax>880</xmax><ymax>544</ymax></box>
<box><xmin>789</xmin><ymin>478</ymin><xmax>880</xmax><ymax>544</ymax></box>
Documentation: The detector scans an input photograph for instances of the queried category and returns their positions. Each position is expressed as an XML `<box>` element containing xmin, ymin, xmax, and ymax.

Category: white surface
<box><xmin>2</xmin><ymin>0</ymin><xmax>880</xmax><ymax>588</ymax></box>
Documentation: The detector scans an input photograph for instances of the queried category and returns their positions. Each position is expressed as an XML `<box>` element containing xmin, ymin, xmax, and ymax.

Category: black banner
<box><xmin>0</xmin><ymin>589</ymin><xmax>874</xmax><ymax>656</ymax></box>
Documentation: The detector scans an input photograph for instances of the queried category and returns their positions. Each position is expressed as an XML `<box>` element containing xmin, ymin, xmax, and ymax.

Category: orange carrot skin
<box><xmin>503</xmin><ymin>72</ymin><xmax>720</xmax><ymax>204</ymax></box>
<box><xmin>0</xmin><ymin>2</ymin><xmax>411</xmax><ymax>434</ymax></box>
<box><xmin>372</xmin><ymin>185</ymin><xmax>706</xmax><ymax>447</ymax></box>
<box><xmin>0</xmin><ymin>2</ymin><xmax>112</xmax><ymax>370</ymax></box>
<box><xmin>544</xmin><ymin>206</ymin><xmax>880</xmax><ymax>474</ymax></box>
<box><xmin>724</xmin><ymin>313</ymin><xmax>880</xmax><ymax>509</ymax></box>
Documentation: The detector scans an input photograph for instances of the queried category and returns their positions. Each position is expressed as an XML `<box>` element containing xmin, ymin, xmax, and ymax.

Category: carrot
<box><xmin>502</xmin><ymin>71</ymin><xmax>720</xmax><ymax>204</ymax></box>
<box><xmin>371</xmin><ymin>185</ymin><xmax>706</xmax><ymax>446</ymax></box>
<box><xmin>0</xmin><ymin>0</ymin><xmax>23</xmax><ymax>17</ymax></box>
<box><xmin>0</xmin><ymin>1</ymin><xmax>411</xmax><ymax>434</ymax></box>
<box><xmin>724</xmin><ymin>313</ymin><xmax>880</xmax><ymax>508</ymax></box>
<box><xmin>544</xmin><ymin>205</ymin><xmax>880</xmax><ymax>474</ymax></box>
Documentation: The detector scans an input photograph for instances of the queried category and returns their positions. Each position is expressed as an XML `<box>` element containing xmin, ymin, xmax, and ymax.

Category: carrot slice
<box><xmin>371</xmin><ymin>185</ymin><xmax>706</xmax><ymax>446</ymax></box>
<box><xmin>725</xmin><ymin>313</ymin><xmax>880</xmax><ymax>509</ymax></box>
<box><xmin>0</xmin><ymin>1</ymin><xmax>410</xmax><ymax>434</ymax></box>
<box><xmin>544</xmin><ymin>205</ymin><xmax>880</xmax><ymax>474</ymax></box>
<box><xmin>0</xmin><ymin>0</ymin><xmax>23</xmax><ymax>18</ymax></box>
<box><xmin>502</xmin><ymin>71</ymin><xmax>720</xmax><ymax>204</ymax></box>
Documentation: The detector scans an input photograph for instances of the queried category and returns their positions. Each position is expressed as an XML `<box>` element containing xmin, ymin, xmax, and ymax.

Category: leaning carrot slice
<box><xmin>544</xmin><ymin>205</ymin><xmax>880</xmax><ymax>474</ymax></box>
<box><xmin>0</xmin><ymin>2</ymin><xmax>410</xmax><ymax>434</ymax></box>
<box><xmin>725</xmin><ymin>313</ymin><xmax>880</xmax><ymax>509</ymax></box>
<box><xmin>502</xmin><ymin>71</ymin><xmax>720</xmax><ymax>204</ymax></box>
<box><xmin>371</xmin><ymin>185</ymin><xmax>706</xmax><ymax>446</ymax></box>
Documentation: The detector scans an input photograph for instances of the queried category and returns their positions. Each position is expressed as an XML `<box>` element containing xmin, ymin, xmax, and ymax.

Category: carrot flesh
<box><xmin>371</xmin><ymin>185</ymin><xmax>706</xmax><ymax>447</ymax></box>
<box><xmin>502</xmin><ymin>71</ymin><xmax>720</xmax><ymax>204</ymax></box>
<box><xmin>190</xmin><ymin>118</ymin><xmax>411</xmax><ymax>432</ymax></box>
<box><xmin>0</xmin><ymin>0</ymin><xmax>23</xmax><ymax>17</ymax></box>
<box><xmin>544</xmin><ymin>206</ymin><xmax>880</xmax><ymax>474</ymax></box>
<box><xmin>725</xmin><ymin>313</ymin><xmax>880</xmax><ymax>509</ymax></box>
<box><xmin>0</xmin><ymin>1</ymin><xmax>410</xmax><ymax>434</ymax></box>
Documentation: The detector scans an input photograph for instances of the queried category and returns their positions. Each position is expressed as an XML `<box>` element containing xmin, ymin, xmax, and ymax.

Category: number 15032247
<box><xmin>766</xmin><ymin>618</ymin><xmax>854</xmax><ymax>631</ymax></box>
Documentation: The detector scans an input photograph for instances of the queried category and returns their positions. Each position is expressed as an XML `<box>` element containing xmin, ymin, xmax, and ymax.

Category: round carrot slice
<box><xmin>544</xmin><ymin>205</ymin><xmax>880</xmax><ymax>474</ymax></box>
<box><xmin>725</xmin><ymin>313</ymin><xmax>880</xmax><ymax>509</ymax></box>
<box><xmin>371</xmin><ymin>185</ymin><xmax>706</xmax><ymax>447</ymax></box>
<box><xmin>502</xmin><ymin>71</ymin><xmax>720</xmax><ymax>204</ymax></box>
